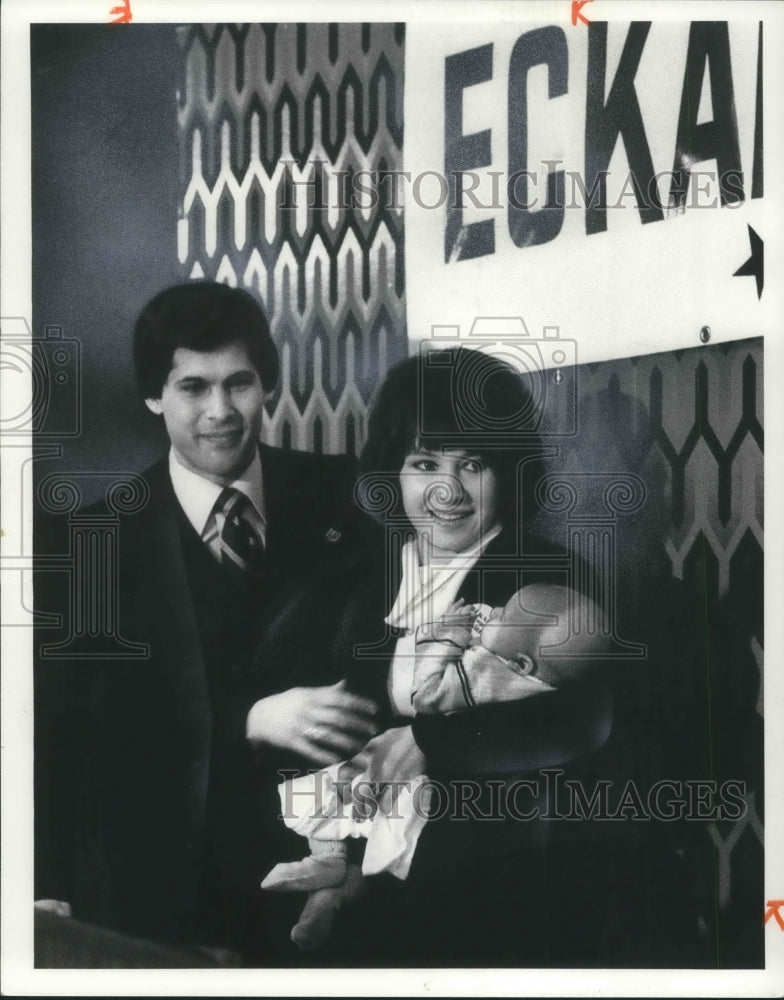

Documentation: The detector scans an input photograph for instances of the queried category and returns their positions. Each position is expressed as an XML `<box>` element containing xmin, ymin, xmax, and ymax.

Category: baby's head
<box><xmin>465</xmin><ymin>584</ymin><xmax>612</xmax><ymax>690</ymax></box>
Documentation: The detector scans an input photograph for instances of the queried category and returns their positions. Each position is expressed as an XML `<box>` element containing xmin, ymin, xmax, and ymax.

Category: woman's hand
<box><xmin>333</xmin><ymin>725</ymin><xmax>428</xmax><ymax>815</ymax></box>
<box><xmin>246</xmin><ymin>680</ymin><xmax>380</xmax><ymax>766</ymax></box>
<box><xmin>348</xmin><ymin>724</ymin><xmax>426</xmax><ymax>787</ymax></box>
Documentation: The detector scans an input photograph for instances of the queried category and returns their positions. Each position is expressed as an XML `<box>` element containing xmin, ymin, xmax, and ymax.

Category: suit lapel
<box><xmin>257</xmin><ymin>444</ymin><xmax>287</xmax><ymax>564</ymax></box>
<box><xmin>258</xmin><ymin>443</ymin><xmax>329</xmax><ymax>569</ymax></box>
<box><xmin>137</xmin><ymin>461</ymin><xmax>212</xmax><ymax>828</ymax></box>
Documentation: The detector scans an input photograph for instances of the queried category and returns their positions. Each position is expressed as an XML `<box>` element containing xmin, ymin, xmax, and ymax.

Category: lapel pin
<box><xmin>325</xmin><ymin>527</ymin><xmax>342</xmax><ymax>543</ymax></box>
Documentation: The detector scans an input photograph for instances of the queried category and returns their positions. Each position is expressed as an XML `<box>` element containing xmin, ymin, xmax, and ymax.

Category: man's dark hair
<box><xmin>357</xmin><ymin>347</ymin><xmax>545</xmax><ymax>533</ymax></box>
<box><xmin>133</xmin><ymin>281</ymin><xmax>279</xmax><ymax>399</ymax></box>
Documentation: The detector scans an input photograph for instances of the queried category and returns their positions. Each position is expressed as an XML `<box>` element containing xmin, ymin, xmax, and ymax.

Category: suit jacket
<box><xmin>34</xmin><ymin>443</ymin><xmax>363</xmax><ymax>947</ymax></box>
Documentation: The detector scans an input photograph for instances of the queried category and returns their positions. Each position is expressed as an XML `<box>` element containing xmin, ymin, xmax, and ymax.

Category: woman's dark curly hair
<box><xmin>357</xmin><ymin>347</ymin><xmax>545</xmax><ymax>537</ymax></box>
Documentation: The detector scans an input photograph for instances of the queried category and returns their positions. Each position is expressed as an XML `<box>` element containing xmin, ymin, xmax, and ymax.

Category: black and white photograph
<box><xmin>1</xmin><ymin>0</ymin><xmax>782</xmax><ymax>994</ymax></box>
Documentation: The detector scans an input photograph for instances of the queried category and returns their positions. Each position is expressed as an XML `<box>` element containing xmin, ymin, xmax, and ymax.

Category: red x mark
<box><xmin>764</xmin><ymin>900</ymin><xmax>784</xmax><ymax>930</ymax></box>
<box><xmin>109</xmin><ymin>0</ymin><xmax>132</xmax><ymax>24</ymax></box>
<box><xmin>571</xmin><ymin>0</ymin><xmax>594</xmax><ymax>26</ymax></box>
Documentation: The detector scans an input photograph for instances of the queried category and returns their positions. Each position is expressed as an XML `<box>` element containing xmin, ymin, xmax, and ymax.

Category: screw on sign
<box><xmin>763</xmin><ymin>900</ymin><xmax>784</xmax><ymax>931</ymax></box>
<box><xmin>109</xmin><ymin>0</ymin><xmax>131</xmax><ymax>24</ymax></box>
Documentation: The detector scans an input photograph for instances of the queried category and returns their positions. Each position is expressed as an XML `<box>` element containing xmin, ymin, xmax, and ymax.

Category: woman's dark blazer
<box><xmin>251</xmin><ymin>525</ymin><xmax>655</xmax><ymax>966</ymax></box>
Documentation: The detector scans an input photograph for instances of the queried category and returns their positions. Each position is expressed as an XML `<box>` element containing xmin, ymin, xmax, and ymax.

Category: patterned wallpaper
<box><xmin>559</xmin><ymin>340</ymin><xmax>763</xmax><ymax>617</ymax></box>
<box><xmin>550</xmin><ymin>338</ymin><xmax>764</xmax><ymax>960</ymax></box>
<box><xmin>175</xmin><ymin>23</ymin><xmax>406</xmax><ymax>454</ymax></box>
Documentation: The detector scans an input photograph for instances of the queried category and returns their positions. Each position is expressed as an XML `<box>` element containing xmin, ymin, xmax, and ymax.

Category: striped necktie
<box><xmin>214</xmin><ymin>487</ymin><xmax>265</xmax><ymax>579</ymax></box>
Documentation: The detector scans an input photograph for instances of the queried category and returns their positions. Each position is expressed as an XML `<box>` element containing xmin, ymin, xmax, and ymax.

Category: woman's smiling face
<box><xmin>400</xmin><ymin>447</ymin><xmax>500</xmax><ymax>556</ymax></box>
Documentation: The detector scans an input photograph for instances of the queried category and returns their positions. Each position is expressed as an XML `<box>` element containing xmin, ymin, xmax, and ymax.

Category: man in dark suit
<box><xmin>34</xmin><ymin>282</ymin><xmax>379</xmax><ymax>963</ymax></box>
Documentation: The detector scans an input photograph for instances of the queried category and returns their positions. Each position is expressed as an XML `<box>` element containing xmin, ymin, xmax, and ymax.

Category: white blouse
<box><xmin>384</xmin><ymin>525</ymin><xmax>502</xmax><ymax>717</ymax></box>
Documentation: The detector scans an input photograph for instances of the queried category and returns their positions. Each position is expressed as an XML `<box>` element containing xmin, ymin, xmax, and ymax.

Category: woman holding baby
<box><xmin>248</xmin><ymin>346</ymin><xmax>682</xmax><ymax>966</ymax></box>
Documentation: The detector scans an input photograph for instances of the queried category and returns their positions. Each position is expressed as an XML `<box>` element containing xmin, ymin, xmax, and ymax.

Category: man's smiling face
<box><xmin>145</xmin><ymin>342</ymin><xmax>266</xmax><ymax>485</ymax></box>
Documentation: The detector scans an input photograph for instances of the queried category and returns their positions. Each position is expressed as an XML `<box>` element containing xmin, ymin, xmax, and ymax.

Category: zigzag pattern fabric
<box><xmin>569</xmin><ymin>340</ymin><xmax>763</xmax><ymax>622</ymax></box>
<box><xmin>562</xmin><ymin>339</ymin><xmax>765</xmax><ymax>935</ymax></box>
<box><xmin>175</xmin><ymin>23</ymin><xmax>407</xmax><ymax>456</ymax></box>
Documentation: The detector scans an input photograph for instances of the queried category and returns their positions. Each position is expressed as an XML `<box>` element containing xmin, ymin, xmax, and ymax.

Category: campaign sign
<box><xmin>404</xmin><ymin>18</ymin><xmax>775</xmax><ymax>363</ymax></box>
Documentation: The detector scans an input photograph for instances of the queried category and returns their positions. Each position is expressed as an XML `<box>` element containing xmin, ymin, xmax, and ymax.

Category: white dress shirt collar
<box><xmin>168</xmin><ymin>447</ymin><xmax>266</xmax><ymax>537</ymax></box>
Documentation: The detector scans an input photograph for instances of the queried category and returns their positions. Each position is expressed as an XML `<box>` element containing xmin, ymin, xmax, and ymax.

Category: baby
<box><xmin>262</xmin><ymin>584</ymin><xmax>612</xmax><ymax>949</ymax></box>
<box><xmin>412</xmin><ymin>582</ymin><xmax>611</xmax><ymax>714</ymax></box>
